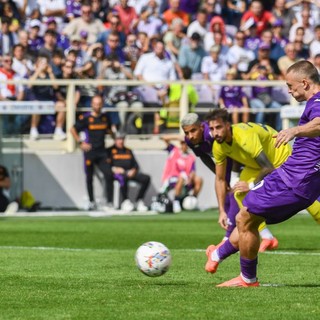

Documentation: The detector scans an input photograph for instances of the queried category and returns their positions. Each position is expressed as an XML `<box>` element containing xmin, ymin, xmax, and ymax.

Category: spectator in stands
<box><xmin>13</xmin><ymin>0</ymin><xmax>39</xmax><ymax>22</ymax></box>
<box><xmin>114</xmin><ymin>0</ymin><xmax>139</xmax><ymax>35</ymax></box>
<box><xmin>187</xmin><ymin>8</ymin><xmax>208</xmax><ymax>40</ymax></box>
<box><xmin>136</xmin><ymin>31</ymin><xmax>150</xmax><ymax>55</ymax></box>
<box><xmin>37</xmin><ymin>0</ymin><xmax>66</xmax><ymax>29</ymax></box>
<box><xmin>29</xmin><ymin>55</ymin><xmax>67</xmax><ymax>141</ymax></box>
<box><xmin>0</xmin><ymin>17</ymin><xmax>18</xmax><ymax>56</ymax></box>
<box><xmin>246</xmin><ymin>41</ymin><xmax>281</xmax><ymax>79</ymax></box>
<box><xmin>227</xmin><ymin>30</ymin><xmax>255</xmax><ymax>77</ymax></box>
<box><xmin>64</xmin><ymin>35</ymin><xmax>89</xmax><ymax>68</ymax></box>
<box><xmin>223</xmin><ymin>0</ymin><xmax>247</xmax><ymax>27</ymax></box>
<box><xmin>240</xmin><ymin>0</ymin><xmax>275</xmax><ymax>36</ymax></box>
<box><xmin>55</xmin><ymin>61</ymin><xmax>79</xmax><ymax>125</ymax></box>
<box><xmin>75</xmin><ymin>60</ymin><xmax>100</xmax><ymax>109</ymax></box>
<box><xmin>2</xmin><ymin>1</ymin><xmax>21</xmax><ymax>33</ymax></box>
<box><xmin>204</xmin><ymin>30</ymin><xmax>229</xmax><ymax>56</ymax></box>
<box><xmin>208</xmin><ymin>15</ymin><xmax>229</xmax><ymax>46</ymax></box>
<box><xmin>163</xmin><ymin>0</ymin><xmax>189</xmax><ymax>28</ymax></box>
<box><xmin>293</xmin><ymin>38</ymin><xmax>309</xmax><ymax>60</ymax></box>
<box><xmin>46</xmin><ymin>17</ymin><xmax>70</xmax><ymax>51</ymax></box>
<box><xmin>71</xmin><ymin>95</ymin><xmax>114</xmax><ymax>210</ymax></box>
<box><xmin>134</xmin><ymin>39</ymin><xmax>176</xmax><ymax>101</ymax></box>
<box><xmin>289</xmin><ymin>8</ymin><xmax>314</xmax><ymax>45</ymax></box>
<box><xmin>243</xmin><ymin>22</ymin><xmax>260</xmax><ymax>52</ymax></box>
<box><xmin>91</xmin><ymin>0</ymin><xmax>108</xmax><ymax>23</ymax></box>
<box><xmin>313</xmin><ymin>53</ymin><xmax>320</xmax><ymax>74</ymax></box>
<box><xmin>277</xmin><ymin>42</ymin><xmax>300</xmax><ymax>78</ymax></box>
<box><xmin>178</xmin><ymin>32</ymin><xmax>207</xmax><ymax>74</ymax></box>
<box><xmin>0</xmin><ymin>164</ymin><xmax>18</xmax><ymax>214</ymax></box>
<box><xmin>163</xmin><ymin>18</ymin><xmax>186</xmax><ymax>59</ymax></box>
<box><xmin>310</xmin><ymin>25</ymin><xmax>320</xmax><ymax>59</ymax></box>
<box><xmin>66</xmin><ymin>0</ymin><xmax>82</xmax><ymax>22</ymax></box>
<box><xmin>97</xmin><ymin>14</ymin><xmax>126</xmax><ymax>49</ymax></box>
<box><xmin>11</xmin><ymin>44</ymin><xmax>33</xmax><ymax>78</ymax></box>
<box><xmin>249</xmin><ymin>64</ymin><xmax>282</xmax><ymax>130</ymax></box>
<box><xmin>27</xmin><ymin>19</ymin><xmax>44</xmax><ymax>56</ymax></box>
<box><xmin>201</xmin><ymin>44</ymin><xmax>228</xmax><ymax>104</ymax></box>
<box><xmin>104</xmin><ymin>32</ymin><xmax>126</xmax><ymax>65</ymax></box>
<box><xmin>136</xmin><ymin>5</ymin><xmax>163</xmax><ymax>38</ymax></box>
<box><xmin>100</xmin><ymin>53</ymin><xmax>134</xmax><ymax>128</ymax></box>
<box><xmin>272</xmin><ymin>0</ymin><xmax>295</xmax><ymax>36</ymax></box>
<box><xmin>219</xmin><ymin>67</ymin><xmax>250</xmax><ymax>124</ymax></box>
<box><xmin>50</xmin><ymin>50</ymin><xmax>65</xmax><ymax>77</ymax></box>
<box><xmin>63</xmin><ymin>1</ymin><xmax>105</xmax><ymax>44</ymax></box>
<box><xmin>123</xmin><ymin>33</ymin><xmax>141</xmax><ymax>70</ymax></box>
<box><xmin>39</xmin><ymin>30</ymin><xmax>60</xmax><ymax>62</ymax></box>
<box><xmin>271</xmin><ymin>19</ymin><xmax>289</xmax><ymax>50</ymax></box>
<box><xmin>134</xmin><ymin>39</ymin><xmax>177</xmax><ymax>133</ymax></box>
<box><xmin>160</xmin><ymin>135</ymin><xmax>203</xmax><ymax>213</ymax></box>
<box><xmin>258</xmin><ymin>29</ymin><xmax>285</xmax><ymax>61</ymax></box>
<box><xmin>203</xmin><ymin>0</ymin><xmax>222</xmax><ymax>21</ymax></box>
<box><xmin>107</xmin><ymin>131</ymin><xmax>150</xmax><ymax>212</ymax></box>
<box><xmin>0</xmin><ymin>54</ymin><xmax>26</xmax><ymax>135</ymax></box>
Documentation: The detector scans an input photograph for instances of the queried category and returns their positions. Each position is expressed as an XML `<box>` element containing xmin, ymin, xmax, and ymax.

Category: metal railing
<box><xmin>0</xmin><ymin>78</ymin><xmax>298</xmax><ymax>152</ymax></box>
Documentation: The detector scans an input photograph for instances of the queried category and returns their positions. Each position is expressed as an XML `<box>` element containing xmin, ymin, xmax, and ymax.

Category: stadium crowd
<box><xmin>1</xmin><ymin>0</ymin><xmax>320</xmax><ymax>138</ymax></box>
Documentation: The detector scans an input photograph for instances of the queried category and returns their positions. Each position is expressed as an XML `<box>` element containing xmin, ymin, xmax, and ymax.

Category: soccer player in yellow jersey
<box><xmin>205</xmin><ymin>108</ymin><xmax>320</xmax><ymax>274</ymax></box>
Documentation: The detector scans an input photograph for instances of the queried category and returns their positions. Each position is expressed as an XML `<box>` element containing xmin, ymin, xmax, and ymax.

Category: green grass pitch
<box><xmin>0</xmin><ymin>210</ymin><xmax>319</xmax><ymax>320</ymax></box>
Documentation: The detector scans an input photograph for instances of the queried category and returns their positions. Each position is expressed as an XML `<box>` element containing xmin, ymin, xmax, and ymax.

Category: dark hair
<box><xmin>44</xmin><ymin>29</ymin><xmax>57</xmax><ymax>37</ymax></box>
<box><xmin>205</xmin><ymin>108</ymin><xmax>230</xmax><ymax>123</ymax></box>
<box><xmin>287</xmin><ymin>60</ymin><xmax>320</xmax><ymax>84</ymax></box>
<box><xmin>182</xmin><ymin>67</ymin><xmax>192</xmax><ymax>80</ymax></box>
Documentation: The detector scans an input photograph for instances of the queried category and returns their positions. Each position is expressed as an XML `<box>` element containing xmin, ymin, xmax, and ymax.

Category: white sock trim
<box><xmin>240</xmin><ymin>273</ymin><xmax>257</xmax><ymax>283</ymax></box>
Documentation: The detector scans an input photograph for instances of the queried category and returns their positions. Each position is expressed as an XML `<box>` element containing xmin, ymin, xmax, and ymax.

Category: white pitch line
<box><xmin>0</xmin><ymin>246</ymin><xmax>319</xmax><ymax>256</ymax></box>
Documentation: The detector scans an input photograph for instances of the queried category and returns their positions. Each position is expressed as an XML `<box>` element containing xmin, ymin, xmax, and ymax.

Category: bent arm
<box><xmin>274</xmin><ymin>117</ymin><xmax>320</xmax><ymax>148</ymax></box>
<box><xmin>254</xmin><ymin>151</ymin><xmax>275</xmax><ymax>183</ymax></box>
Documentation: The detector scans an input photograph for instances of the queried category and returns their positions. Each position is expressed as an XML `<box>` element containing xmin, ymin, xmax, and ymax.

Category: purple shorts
<box><xmin>243</xmin><ymin>170</ymin><xmax>314</xmax><ymax>224</ymax></box>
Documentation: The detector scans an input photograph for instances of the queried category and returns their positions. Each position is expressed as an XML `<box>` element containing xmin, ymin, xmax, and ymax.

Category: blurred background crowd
<box><xmin>1</xmin><ymin>0</ymin><xmax>320</xmax><ymax>138</ymax></box>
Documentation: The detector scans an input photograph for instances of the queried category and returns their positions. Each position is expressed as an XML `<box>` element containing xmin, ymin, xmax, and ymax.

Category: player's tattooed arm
<box><xmin>254</xmin><ymin>151</ymin><xmax>274</xmax><ymax>183</ymax></box>
<box><xmin>199</xmin><ymin>154</ymin><xmax>216</xmax><ymax>173</ymax></box>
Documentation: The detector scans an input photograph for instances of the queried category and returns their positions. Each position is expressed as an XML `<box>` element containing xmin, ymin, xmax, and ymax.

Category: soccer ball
<box><xmin>182</xmin><ymin>196</ymin><xmax>198</xmax><ymax>211</ymax></box>
<box><xmin>135</xmin><ymin>241</ymin><xmax>172</xmax><ymax>277</ymax></box>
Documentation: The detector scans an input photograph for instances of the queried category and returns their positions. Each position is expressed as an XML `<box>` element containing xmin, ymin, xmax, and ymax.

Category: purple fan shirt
<box><xmin>278</xmin><ymin>92</ymin><xmax>320</xmax><ymax>200</ymax></box>
<box><xmin>220</xmin><ymin>86</ymin><xmax>245</xmax><ymax>108</ymax></box>
<box><xmin>66</xmin><ymin>0</ymin><xmax>82</xmax><ymax>19</ymax></box>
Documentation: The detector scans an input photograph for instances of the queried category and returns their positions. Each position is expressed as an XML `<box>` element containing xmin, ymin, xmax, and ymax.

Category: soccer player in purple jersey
<box><xmin>216</xmin><ymin>60</ymin><xmax>320</xmax><ymax>287</ymax></box>
<box><xmin>181</xmin><ymin>113</ymin><xmax>277</xmax><ymax>243</ymax></box>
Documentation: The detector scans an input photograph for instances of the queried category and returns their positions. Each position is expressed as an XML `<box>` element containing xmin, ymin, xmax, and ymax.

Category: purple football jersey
<box><xmin>278</xmin><ymin>91</ymin><xmax>320</xmax><ymax>199</ymax></box>
<box><xmin>185</xmin><ymin>121</ymin><xmax>214</xmax><ymax>157</ymax></box>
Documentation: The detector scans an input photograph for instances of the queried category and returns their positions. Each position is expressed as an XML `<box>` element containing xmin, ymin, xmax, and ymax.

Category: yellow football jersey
<box><xmin>213</xmin><ymin>122</ymin><xmax>291</xmax><ymax>169</ymax></box>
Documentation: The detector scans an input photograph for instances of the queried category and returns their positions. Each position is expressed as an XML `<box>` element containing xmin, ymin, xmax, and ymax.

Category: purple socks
<box><xmin>217</xmin><ymin>240</ymin><xmax>238</xmax><ymax>260</ymax></box>
<box><xmin>240</xmin><ymin>256</ymin><xmax>258</xmax><ymax>280</ymax></box>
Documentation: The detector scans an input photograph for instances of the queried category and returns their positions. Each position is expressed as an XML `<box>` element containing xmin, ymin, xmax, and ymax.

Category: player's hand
<box><xmin>218</xmin><ymin>211</ymin><xmax>228</xmax><ymax>230</ymax></box>
<box><xmin>233</xmin><ymin>181</ymin><xmax>250</xmax><ymax>193</ymax></box>
<box><xmin>80</xmin><ymin>141</ymin><xmax>92</xmax><ymax>152</ymax></box>
<box><xmin>273</xmin><ymin>127</ymin><xmax>298</xmax><ymax>148</ymax></box>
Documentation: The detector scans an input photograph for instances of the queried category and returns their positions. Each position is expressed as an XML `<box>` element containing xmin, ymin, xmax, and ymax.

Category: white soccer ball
<box><xmin>182</xmin><ymin>196</ymin><xmax>198</xmax><ymax>211</ymax></box>
<box><xmin>135</xmin><ymin>241</ymin><xmax>172</xmax><ymax>277</ymax></box>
